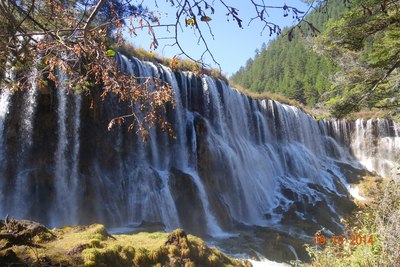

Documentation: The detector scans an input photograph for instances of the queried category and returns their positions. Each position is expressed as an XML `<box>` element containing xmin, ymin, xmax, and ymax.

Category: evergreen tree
<box><xmin>230</xmin><ymin>0</ymin><xmax>347</xmax><ymax>106</ymax></box>
<box><xmin>316</xmin><ymin>0</ymin><xmax>400</xmax><ymax>118</ymax></box>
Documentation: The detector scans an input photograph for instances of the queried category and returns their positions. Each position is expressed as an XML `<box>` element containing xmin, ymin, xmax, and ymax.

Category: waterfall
<box><xmin>51</xmin><ymin>73</ymin><xmax>82</xmax><ymax>226</ymax></box>
<box><xmin>322</xmin><ymin>118</ymin><xmax>400</xmax><ymax>178</ymax></box>
<box><xmin>20</xmin><ymin>69</ymin><xmax>38</xmax><ymax>145</ymax></box>
<box><xmin>12</xmin><ymin>67</ymin><xmax>39</xmax><ymax>217</ymax></box>
<box><xmin>69</xmin><ymin>93</ymin><xmax>82</xmax><ymax>224</ymax></box>
<box><xmin>52</xmin><ymin>73</ymin><xmax>69</xmax><ymax>226</ymax></box>
<box><xmin>351</xmin><ymin>119</ymin><xmax>400</xmax><ymax>177</ymax></box>
<box><xmin>0</xmin><ymin>88</ymin><xmax>11</xmax><ymax>216</ymax></box>
<box><xmin>162</xmin><ymin>66</ymin><xmax>224</xmax><ymax>236</ymax></box>
<box><xmin>0</xmin><ymin>89</ymin><xmax>11</xmax><ymax>161</ymax></box>
<box><xmin>0</xmin><ymin>53</ymin><xmax>399</xmax><ymax>239</ymax></box>
<box><xmin>183</xmin><ymin>168</ymin><xmax>225</xmax><ymax>236</ymax></box>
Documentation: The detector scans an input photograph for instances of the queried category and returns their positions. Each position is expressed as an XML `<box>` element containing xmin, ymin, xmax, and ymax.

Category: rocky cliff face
<box><xmin>0</xmin><ymin>54</ymin><xmax>398</xmax><ymax>242</ymax></box>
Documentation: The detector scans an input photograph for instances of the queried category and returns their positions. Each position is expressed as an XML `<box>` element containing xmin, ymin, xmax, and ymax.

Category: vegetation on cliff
<box><xmin>0</xmin><ymin>219</ymin><xmax>251</xmax><ymax>267</ymax></box>
<box><xmin>304</xmin><ymin>175</ymin><xmax>400</xmax><ymax>266</ymax></box>
<box><xmin>116</xmin><ymin>43</ymin><xmax>228</xmax><ymax>82</ymax></box>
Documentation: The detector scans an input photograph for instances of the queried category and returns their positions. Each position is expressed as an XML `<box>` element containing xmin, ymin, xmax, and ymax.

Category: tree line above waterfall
<box><xmin>231</xmin><ymin>0</ymin><xmax>400</xmax><ymax>120</ymax></box>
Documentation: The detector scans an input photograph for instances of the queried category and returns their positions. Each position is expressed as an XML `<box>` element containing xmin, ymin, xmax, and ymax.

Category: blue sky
<box><xmin>126</xmin><ymin>1</ymin><xmax>309</xmax><ymax>77</ymax></box>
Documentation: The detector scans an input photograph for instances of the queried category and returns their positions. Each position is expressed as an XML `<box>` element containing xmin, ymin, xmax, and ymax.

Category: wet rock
<box><xmin>281</xmin><ymin>188</ymin><xmax>298</xmax><ymax>201</ymax></box>
<box><xmin>137</xmin><ymin>221</ymin><xmax>165</xmax><ymax>232</ymax></box>
<box><xmin>0</xmin><ymin>249</ymin><xmax>26</xmax><ymax>266</ymax></box>
<box><xmin>0</xmin><ymin>216</ymin><xmax>55</xmax><ymax>246</ymax></box>
<box><xmin>194</xmin><ymin>116</ymin><xmax>235</xmax><ymax>230</ymax></box>
<box><xmin>165</xmin><ymin>228</ymin><xmax>188</xmax><ymax>246</ymax></box>
<box><xmin>67</xmin><ymin>243</ymin><xmax>91</xmax><ymax>256</ymax></box>
<box><xmin>335</xmin><ymin>162</ymin><xmax>373</xmax><ymax>184</ymax></box>
<box><xmin>169</xmin><ymin>167</ymin><xmax>207</xmax><ymax>235</ymax></box>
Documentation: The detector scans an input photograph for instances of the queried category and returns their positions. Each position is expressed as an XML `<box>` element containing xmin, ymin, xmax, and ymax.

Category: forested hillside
<box><xmin>230</xmin><ymin>0</ymin><xmax>347</xmax><ymax>106</ymax></box>
<box><xmin>316</xmin><ymin>0</ymin><xmax>400</xmax><ymax>119</ymax></box>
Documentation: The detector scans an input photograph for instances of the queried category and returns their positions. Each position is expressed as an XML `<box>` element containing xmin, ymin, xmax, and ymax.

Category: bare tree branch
<box><xmin>83</xmin><ymin>0</ymin><xmax>107</xmax><ymax>42</ymax></box>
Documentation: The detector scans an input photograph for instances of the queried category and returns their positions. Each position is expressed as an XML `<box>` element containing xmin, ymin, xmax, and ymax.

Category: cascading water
<box><xmin>0</xmin><ymin>53</ymin><xmax>399</xmax><ymax>261</ymax></box>
<box><xmin>351</xmin><ymin>119</ymin><xmax>400</xmax><ymax>177</ymax></box>
<box><xmin>51</xmin><ymin>73</ymin><xmax>83</xmax><ymax>226</ymax></box>
<box><xmin>162</xmin><ymin>66</ymin><xmax>224</xmax><ymax>236</ymax></box>
<box><xmin>12</xmin><ymin>67</ymin><xmax>39</xmax><ymax>218</ymax></box>
<box><xmin>52</xmin><ymin>73</ymin><xmax>70</xmax><ymax>226</ymax></box>
<box><xmin>0</xmin><ymin>88</ymin><xmax>11</xmax><ymax>217</ymax></box>
<box><xmin>69</xmin><ymin>93</ymin><xmax>82</xmax><ymax>224</ymax></box>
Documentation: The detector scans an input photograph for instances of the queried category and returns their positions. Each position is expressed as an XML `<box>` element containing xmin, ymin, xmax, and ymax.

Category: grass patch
<box><xmin>343</xmin><ymin>110</ymin><xmax>387</xmax><ymax>121</ymax></box>
<box><xmin>229</xmin><ymin>81</ymin><xmax>327</xmax><ymax>117</ymax></box>
<box><xmin>3</xmin><ymin>225</ymin><xmax>250</xmax><ymax>266</ymax></box>
<box><xmin>116</xmin><ymin>43</ymin><xmax>228</xmax><ymax>82</ymax></box>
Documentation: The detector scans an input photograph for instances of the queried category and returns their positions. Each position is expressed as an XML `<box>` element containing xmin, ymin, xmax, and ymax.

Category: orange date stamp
<box><xmin>313</xmin><ymin>234</ymin><xmax>374</xmax><ymax>246</ymax></box>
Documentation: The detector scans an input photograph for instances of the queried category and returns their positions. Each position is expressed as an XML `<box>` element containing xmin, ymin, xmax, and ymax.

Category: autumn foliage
<box><xmin>0</xmin><ymin>0</ymin><xmax>177</xmax><ymax>140</ymax></box>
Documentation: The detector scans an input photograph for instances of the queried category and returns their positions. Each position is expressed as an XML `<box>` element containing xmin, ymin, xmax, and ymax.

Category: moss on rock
<box><xmin>0</xmin><ymin>221</ymin><xmax>251</xmax><ymax>267</ymax></box>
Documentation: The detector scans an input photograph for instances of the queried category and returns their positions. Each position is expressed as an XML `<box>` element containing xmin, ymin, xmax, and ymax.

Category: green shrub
<box><xmin>306</xmin><ymin>177</ymin><xmax>400</xmax><ymax>266</ymax></box>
